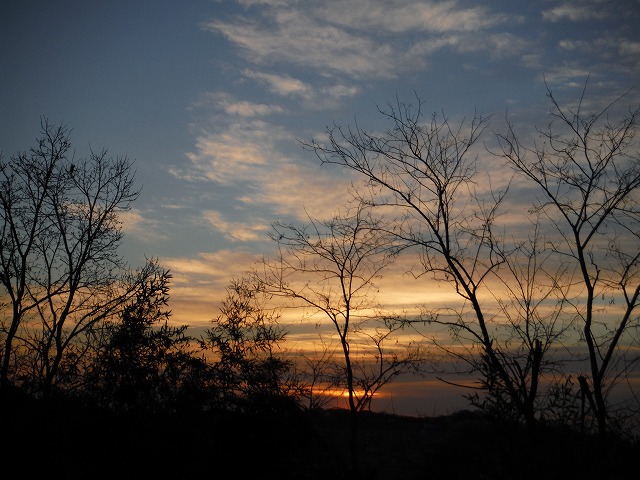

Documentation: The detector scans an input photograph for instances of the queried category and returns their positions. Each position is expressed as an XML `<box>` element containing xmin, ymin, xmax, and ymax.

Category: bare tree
<box><xmin>0</xmin><ymin>118</ymin><xmax>154</xmax><ymax>397</ymax></box>
<box><xmin>442</xmin><ymin>220</ymin><xmax>572</xmax><ymax>423</ymax></box>
<box><xmin>498</xmin><ymin>80</ymin><xmax>640</xmax><ymax>436</ymax></box>
<box><xmin>259</xmin><ymin>203</ymin><xmax>424</xmax><ymax>468</ymax></box>
<box><xmin>302</xmin><ymin>97</ymin><xmax>567</xmax><ymax>430</ymax></box>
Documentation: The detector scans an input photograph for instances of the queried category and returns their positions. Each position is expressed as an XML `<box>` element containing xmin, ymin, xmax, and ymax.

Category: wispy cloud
<box><xmin>209</xmin><ymin>11</ymin><xmax>395</xmax><ymax>78</ymax></box>
<box><xmin>618</xmin><ymin>39</ymin><xmax>640</xmax><ymax>57</ymax></box>
<box><xmin>205</xmin><ymin>0</ymin><xmax>514</xmax><ymax>79</ymax></box>
<box><xmin>242</xmin><ymin>70</ymin><xmax>312</xmax><ymax>98</ymax></box>
<box><xmin>166</xmin><ymin>250</ymin><xmax>260</xmax><ymax>283</ymax></box>
<box><xmin>314</xmin><ymin>0</ymin><xmax>506</xmax><ymax>33</ymax></box>
<box><xmin>193</xmin><ymin>91</ymin><xmax>284</xmax><ymax>117</ymax></box>
<box><xmin>182</xmin><ymin>115</ymin><xmax>355</xmax><ymax>221</ymax></box>
<box><xmin>242</xmin><ymin>69</ymin><xmax>360</xmax><ymax>108</ymax></box>
<box><xmin>120</xmin><ymin>208</ymin><xmax>168</xmax><ymax>242</ymax></box>
<box><xmin>183</xmin><ymin>119</ymin><xmax>285</xmax><ymax>184</ymax></box>
<box><xmin>164</xmin><ymin>249</ymin><xmax>265</xmax><ymax>326</ymax></box>
<box><xmin>542</xmin><ymin>2</ymin><xmax>609</xmax><ymax>22</ymax></box>
<box><xmin>558</xmin><ymin>36</ymin><xmax>640</xmax><ymax>66</ymax></box>
<box><xmin>236</xmin><ymin>158</ymin><xmax>354</xmax><ymax>220</ymax></box>
<box><xmin>182</xmin><ymin>108</ymin><xmax>353</xmax><ymax>232</ymax></box>
<box><xmin>538</xmin><ymin>66</ymin><xmax>593</xmax><ymax>87</ymax></box>
<box><xmin>203</xmin><ymin>210</ymin><xmax>269</xmax><ymax>241</ymax></box>
<box><xmin>408</xmin><ymin>31</ymin><xmax>530</xmax><ymax>59</ymax></box>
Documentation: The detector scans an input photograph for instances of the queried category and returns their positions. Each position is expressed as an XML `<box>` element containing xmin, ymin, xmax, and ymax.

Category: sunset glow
<box><xmin>2</xmin><ymin>0</ymin><xmax>639</xmax><ymax>419</ymax></box>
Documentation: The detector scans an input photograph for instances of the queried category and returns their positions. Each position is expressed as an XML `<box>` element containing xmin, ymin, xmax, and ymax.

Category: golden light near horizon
<box><xmin>161</xmin><ymin>236</ymin><xmax>639</xmax><ymax>364</ymax></box>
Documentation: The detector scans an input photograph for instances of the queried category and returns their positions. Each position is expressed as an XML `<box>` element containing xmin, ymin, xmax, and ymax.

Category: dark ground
<box><xmin>3</xmin><ymin>396</ymin><xmax>638</xmax><ymax>480</ymax></box>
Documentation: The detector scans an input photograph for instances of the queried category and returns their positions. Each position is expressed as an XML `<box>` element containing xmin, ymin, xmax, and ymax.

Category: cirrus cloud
<box><xmin>204</xmin><ymin>0</ymin><xmax>516</xmax><ymax>79</ymax></box>
<box><xmin>542</xmin><ymin>3</ymin><xmax>609</xmax><ymax>22</ymax></box>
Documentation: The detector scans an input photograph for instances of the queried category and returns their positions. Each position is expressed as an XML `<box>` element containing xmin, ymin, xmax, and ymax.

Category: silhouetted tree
<box><xmin>200</xmin><ymin>276</ymin><xmax>298</xmax><ymax>414</ymax></box>
<box><xmin>0</xmin><ymin>118</ymin><xmax>157</xmax><ymax>398</ymax></box>
<box><xmin>434</xmin><ymin>220</ymin><xmax>572</xmax><ymax>425</ymax></box>
<box><xmin>498</xmin><ymin>79</ymin><xmax>640</xmax><ymax>436</ymax></box>
<box><xmin>259</xmin><ymin>203</ymin><xmax>424</xmax><ymax>469</ymax></box>
<box><xmin>302</xmin><ymin>97</ymin><xmax>565</xmax><ymax>430</ymax></box>
<box><xmin>85</xmin><ymin>267</ymin><xmax>211</xmax><ymax>412</ymax></box>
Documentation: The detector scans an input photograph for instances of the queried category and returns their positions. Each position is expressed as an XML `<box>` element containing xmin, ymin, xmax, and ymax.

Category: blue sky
<box><xmin>2</xmin><ymin>0</ymin><xmax>639</xmax><ymax>355</ymax></box>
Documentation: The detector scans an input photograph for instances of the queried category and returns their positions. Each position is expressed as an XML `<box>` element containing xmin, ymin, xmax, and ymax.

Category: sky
<box><xmin>2</xmin><ymin>0</ymin><xmax>640</xmax><ymax>416</ymax></box>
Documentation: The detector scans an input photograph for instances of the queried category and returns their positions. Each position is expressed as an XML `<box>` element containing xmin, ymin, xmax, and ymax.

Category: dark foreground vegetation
<box><xmin>3</xmin><ymin>389</ymin><xmax>637</xmax><ymax>480</ymax></box>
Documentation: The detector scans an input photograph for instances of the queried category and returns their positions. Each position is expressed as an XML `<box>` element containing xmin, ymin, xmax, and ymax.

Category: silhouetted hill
<box><xmin>2</xmin><ymin>393</ymin><xmax>637</xmax><ymax>480</ymax></box>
